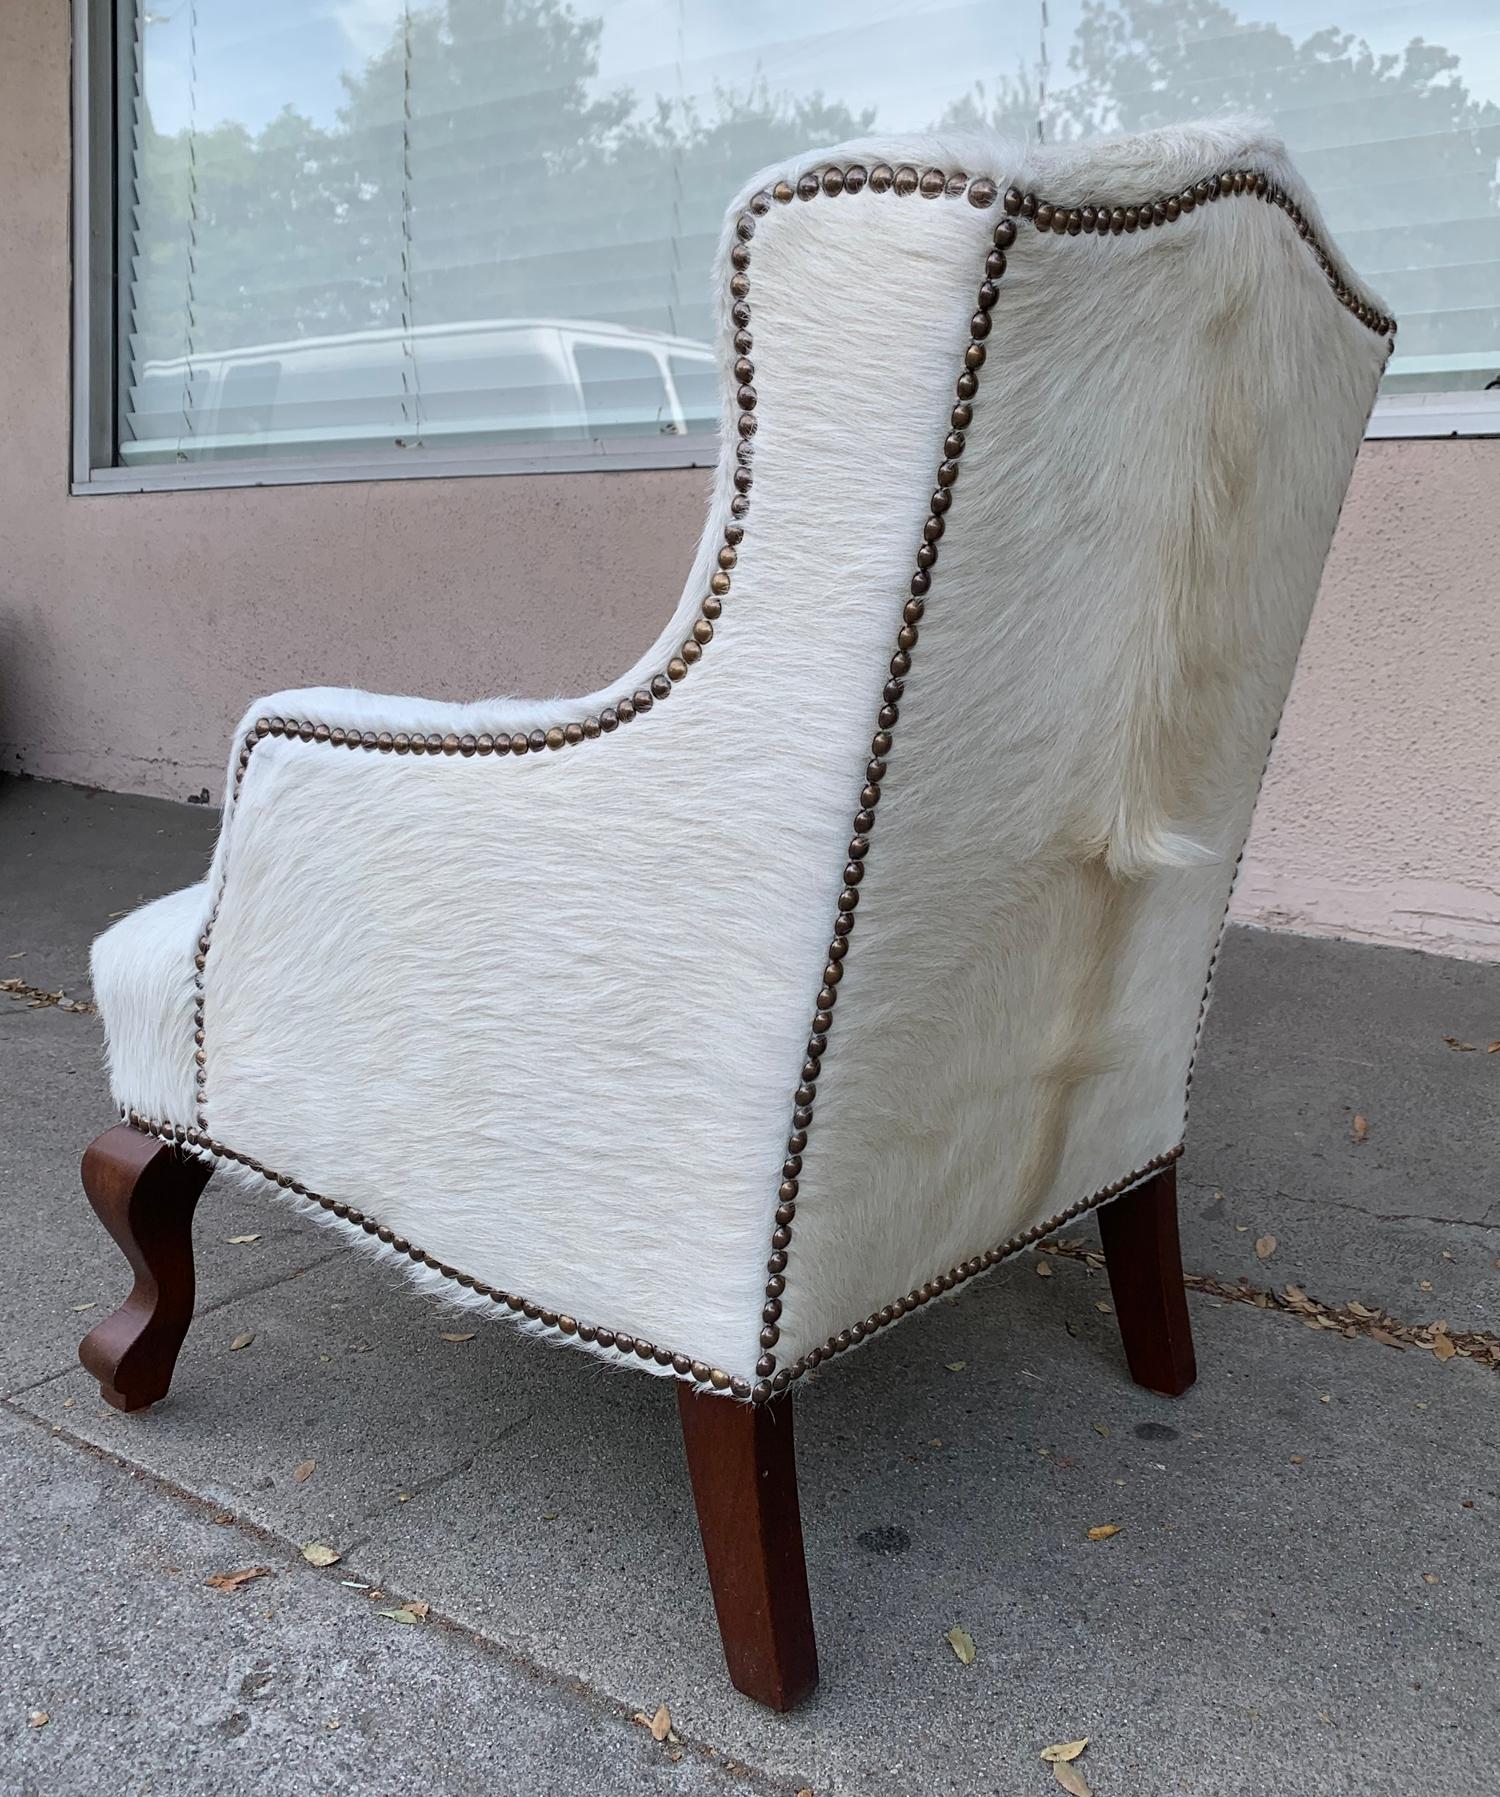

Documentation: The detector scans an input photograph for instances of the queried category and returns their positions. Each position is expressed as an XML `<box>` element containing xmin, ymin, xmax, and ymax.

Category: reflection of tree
<box><xmin>129</xmin><ymin>0</ymin><xmax>1499</xmax><ymax>386</ymax></box>
<box><xmin>131</xmin><ymin>0</ymin><xmax>872</xmax><ymax>357</ymax></box>
<box><xmin>956</xmin><ymin>1</ymin><xmax>1500</xmax><ymax>378</ymax></box>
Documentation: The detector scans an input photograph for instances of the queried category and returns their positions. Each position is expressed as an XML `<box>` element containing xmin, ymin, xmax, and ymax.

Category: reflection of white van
<box><xmin>121</xmin><ymin>319</ymin><xmax>719</xmax><ymax>463</ymax></box>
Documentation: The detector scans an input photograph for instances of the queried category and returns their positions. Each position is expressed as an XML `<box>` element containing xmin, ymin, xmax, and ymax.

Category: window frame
<box><xmin>70</xmin><ymin>0</ymin><xmax>1499</xmax><ymax>499</ymax></box>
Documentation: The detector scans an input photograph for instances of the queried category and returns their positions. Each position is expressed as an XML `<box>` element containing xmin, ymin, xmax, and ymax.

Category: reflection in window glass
<box><xmin>115</xmin><ymin>0</ymin><xmax>1500</xmax><ymax>467</ymax></box>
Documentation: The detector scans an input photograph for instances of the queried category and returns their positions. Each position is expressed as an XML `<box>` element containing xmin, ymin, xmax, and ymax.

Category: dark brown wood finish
<box><xmin>1098</xmin><ymin>1162</ymin><xmax>1197</xmax><ymax>1397</ymax></box>
<box><xmin>676</xmin><ymin>1385</ymin><xmax>818</xmax><ymax>1711</ymax></box>
<box><xmin>78</xmin><ymin>1124</ymin><xmax>212</xmax><ymax>1412</ymax></box>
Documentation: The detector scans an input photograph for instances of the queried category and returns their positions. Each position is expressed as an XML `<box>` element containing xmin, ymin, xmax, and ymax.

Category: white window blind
<box><xmin>115</xmin><ymin>0</ymin><xmax>1500</xmax><ymax>470</ymax></box>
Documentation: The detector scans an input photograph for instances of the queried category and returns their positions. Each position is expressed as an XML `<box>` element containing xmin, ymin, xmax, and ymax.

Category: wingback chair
<box><xmin>81</xmin><ymin>120</ymin><xmax>1391</xmax><ymax>1711</ymax></box>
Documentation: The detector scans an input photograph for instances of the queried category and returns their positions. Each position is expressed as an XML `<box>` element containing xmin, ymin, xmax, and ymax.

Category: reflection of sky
<box><xmin>143</xmin><ymin>0</ymin><xmax>1500</xmax><ymax>137</ymax></box>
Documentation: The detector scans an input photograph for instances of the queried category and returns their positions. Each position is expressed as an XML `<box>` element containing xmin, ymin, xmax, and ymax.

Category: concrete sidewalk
<box><xmin>3</xmin><ymin>775</ymin><xmax>1497</xmax><ymax>1796</ymax></box>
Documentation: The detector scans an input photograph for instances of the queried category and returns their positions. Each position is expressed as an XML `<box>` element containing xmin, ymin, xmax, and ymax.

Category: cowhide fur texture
<box><xmin>92</xmin><ymin>118</ymin><xmax>1391</xmax><ymax>1395</ymax></box>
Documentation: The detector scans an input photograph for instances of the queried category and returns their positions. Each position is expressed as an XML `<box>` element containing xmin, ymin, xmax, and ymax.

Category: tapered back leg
<box><xmin>676</xmin><ymin>1386</ymin><xmax>818</xmax><ymax>1711</ymax></box>
<box><xmin>78</xmin><ymin>1125</ymin><xmax>212</xmax><ymax>1412</ymax></box>
<box><xmin>1098</xmin><ymin>1163</ymin><xmax>1197</xmax><ymax>1397</ymax></box>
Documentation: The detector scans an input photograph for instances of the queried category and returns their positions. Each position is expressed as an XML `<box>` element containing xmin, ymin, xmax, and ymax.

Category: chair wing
<box><xmin>92</xmin><ymin>119</ymin><xmax>1391</xmax><ymax>1401</ymax></box>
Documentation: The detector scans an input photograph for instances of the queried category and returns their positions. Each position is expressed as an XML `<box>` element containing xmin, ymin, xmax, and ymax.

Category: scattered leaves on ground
<box><xmin>1086</xmin><ymin>1524</ymin><xmax>1122</xmax><ymax>1541</ymax></box>
<box><xmin>1255</xmin><ymin>1234</ymin><xmax>1277</xmax><ymax>1260</ymax></box>
<box><xmin>378</xmin><ymin>1606</ymin><xmax>423</xmax><ymax>1624</ymax></box>
<box><xmin>945</xmin><ymin>1361</ymin><xmax>966</xmax><ymax>1373</ymax></box>
<box><xmin>1042</xmin><ymin>1740</ymin><xmax>1089</xmax><ymax>1764</ymax></box>
<box><xmin>300</xmin><ymin>1542</ymin><xmax>341</xmax><ymax>1567</ymax></box>
<box><xmin>1035</xmin><ymin>1260</ymin><xmax>1053</xmax><ymax>1277</ymax></box>
<box><xmin>1037</xmin><ymin>1238</ymin><xmax>1500</xmax><ymax>1371</ymax></box>
<box><xmin>1443</xmin><ymin>1037</ymin><xmax>1475</xmax><ymax>1052</ymax></box>
<box><xmin>1351</xmin><ymin>1114</ymin><xmax>1369</xmax><ymax>1142</ymax></box>
<box><xmin>229</xmin><ymin>1332</ymin><xmax>255</xmax><ymax>1352</ymax></box>
<box><xmin>206</xmin><ymin>1566</ymin><xmax>274</xmax><ymax>1593</ymax></box>
<box><xmin>292</xmin><ymin>1459</ymin><xmax>316</xmax><ymax>1483</ymax></box>
<box><xmin>946</xmin><ymin>1625</ymin><xmax>976</xmax><ymax>1664</ymax></box>
<box><xmin>439</xmin><ymin>1331</ymin><xmax>476</xmax><ymax>1343</ymax></box>
<box><xmin>649</xmin><ymin>1704</ymin><xmax>673</xmax><ymax>1741</ymax></box>
<box><xmin>226</xmin><ymin>1233</ymin><xmax>260</xmax><ymax>1245</ymax></box>
<box><xmin>0</xmin><ymin>977</ymin><xmax>96</xmax><ymax>1014</ymax></box>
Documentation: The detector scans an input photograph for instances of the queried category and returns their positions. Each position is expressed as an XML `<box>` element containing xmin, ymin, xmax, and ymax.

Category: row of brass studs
<box><xmin>120</xmin><ymin>1107</ymin><xmax>1177</xmax><ymax>1404</ymax></box>
<box><xmin>749</xmin><ymin>202</ymin><xmax>1019</xmax><ymax>1400</ymax></box>
<box><xmin>122</xmin><ymin>1108</ymin><xmax>756</xmax><ymax>1398</ymax></box>
<box><xmin>219</xmin><ymin>158</ymin><xmax>1386</xmax><ymax>821</ymax></box>
<box><xmin>1000</xmin><ymin>169</ymin><xmax>1394</xmax><ymax>337</ymax></box>
<box><xmin>754</xmin><ymin>158</ymin><xmax>1391</xmax><ymax>1392</ymax></box>
<box><xmin>769</xmin><ymin>1147</ymin><xmax>1185</xmax><ymax>1389</ymax></box>
<box><xmin>194</xmin><ymin>159</ymin><xmax>1385</xmax><ymax>1396</ymax></box>
<box><xmin>771</xmin><ymin>162</ymin><xmax>1000</xmax><ymax>209</ymax></box>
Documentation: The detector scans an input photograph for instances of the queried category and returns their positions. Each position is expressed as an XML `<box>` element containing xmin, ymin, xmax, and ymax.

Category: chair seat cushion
<box><xmin>91</xmin><ymin>882</ymin><xmax>210</xmax><ymax>1125</ymax></box>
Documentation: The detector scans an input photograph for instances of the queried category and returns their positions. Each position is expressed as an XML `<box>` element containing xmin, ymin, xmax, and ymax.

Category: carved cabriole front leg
<box><xmin>78</xmin><ymin>1124</ymin><xmax>212</xmax><ymax>1411</ymax></box>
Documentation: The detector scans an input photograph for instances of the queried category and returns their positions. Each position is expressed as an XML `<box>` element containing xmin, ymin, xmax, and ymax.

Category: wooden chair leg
<box><xmin>1098</xmin><ymin>1162</ymin><xmax>1197</xmax><ymax>1397</ymax></box>
<box><xmin>78</xmin><ymin>1124</ymin><xmax>212</xmax><ymax>1412</ymax></box>
<box><xmin>676</xmin><ymin>1385</ymin><xmax>818</xmax><ymax>1711</ymax></box>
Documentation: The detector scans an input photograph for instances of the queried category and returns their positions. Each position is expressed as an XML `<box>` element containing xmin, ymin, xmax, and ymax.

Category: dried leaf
<box><xmin>649</xmin><ymin>1704</ymin><xmax>672</xmax><ymax>1742</ymax></box>
<box><xmin>1254</xmin><ymin>1234</ymin><xmax>1277</xmax><ymax>1261</ymax></box>
<box><xmin>1369</xmin><ymin>1329</ymin><xmax>1404</xmax><ymax>1349</ymax></box>
<box><xmin>300</xmin><ymin>1542</ymin><xmax>342</xmax><ymax>1567</ymax></box>
<box><xmin>1345</xmin><ymin>1300</ymin><xmax>1377</xmax><ymax>1318</ymax></box>
<box><xmin>1419</xmin><ymin>1280</ymin><xmax>1434</xmax><ymax>1293</ymax></box>
<box><xmin>1041</xmin><ymin>1739</ymin><xmax>1089</xmax><ymax>1763</ymax></box>
<box><xmin>1052</xmin><ymin>1757</ymin><xmax>1092</xmax><ymax>1797</ymax></box>
<box><xmin>1094</xmin><ymin>1301</ymin><xmax>1112</xmax><ymax>1314</ymax></box>
<box><xmin>1432</xmin><ymin>1333</ymin><xmax>1457</xmax><ymax>1362</ymax></box>
<box><xmin>1422</xmin><ymin>1572</ymin><xmax>1440</xmax><ymax>1585</ymax></box>
<box><xmin>1086</xmin><ymin>1524</ymin><xmax>1122</xmax><ymax>1541</ymax></box>
<box><xmin>1442</xmin><ymin>1037</ymin><xmax>1475</xmax><ymax>1052</ymax></box>
<box><xmin>439</xmin><ymin>1332</ymin><xmax>476</xmax><ymax>1343</ymax></box>
<box><xmin>206</xmin><ymin>1566</ymin><xmax>274</xmax><ymax>1593</ymax></box>
<box><xmin>1487</xmin><ymin>1042</ymin><xmax>1500</xmax><ymax>1054</ymax></box>
<box><xmin>229</xmin><ymin>1332</ymin><xmax>255</xmax><ymax>1352</ymax></box>
<box><xmin>1091</xmin><ymin>1422</ymin><xmax>1109</xmax><ymax>1437</ymax></box>
<box><xmin>1035</xmin><ymin>1260</ymin><xmax>1053</xmax><ymax>1277</ymax></box>
<box><xmin>71</xmin><ymin>1302</ymin><xmax>96</xmax><ymax>1312</ymax></box>
<box><xmin>28</xmin><ymin>1711</ymin><xmax>49</xmax><ymax>1729</ymax></box>
<box><xmin>378</xmin><ymin>1607</ymin><xmax>422</xmax><ymax>1624</ymax></box>
<box><xmin>292</xmin><ymin>1459</ymin><xmax>316</xmax><ymax>1483</ymax></box>
<box><xmin>945</xmin><ymin>1361</ymin><xmax>967</xmax><ymax>1373</ymax></box>
<box><xmin>946</xmin><ymin>1625</ymin><xmax>976</xmax><ymax>1665</ymax></box>
<box><xmin>1352</xmin><ymin>1114</ymin><xmax>1368</xmax><ymax>1142</ymax></box>
<box><xmin>226</xmin><ymin>1234</ymin><xmax>261</xmax><ymax>1245</ymax></box>
<box><xmin>404</xmin><ymin>1599</ymin><xmax>430</xmax><ymax>1619</ymax></box>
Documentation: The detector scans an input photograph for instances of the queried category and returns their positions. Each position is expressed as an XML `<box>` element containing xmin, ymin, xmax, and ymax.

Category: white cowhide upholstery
<box><xmin>92</xmin><ymin>120</ymin><xmax>1391</xmax><ymax>1399</ymax></box>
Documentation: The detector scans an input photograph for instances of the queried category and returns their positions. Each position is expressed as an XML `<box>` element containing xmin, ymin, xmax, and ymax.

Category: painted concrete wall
<box><xmin>2</xmin><ymin>0</ymin><xmax>1496</xmax><ymax>959</ymax></box>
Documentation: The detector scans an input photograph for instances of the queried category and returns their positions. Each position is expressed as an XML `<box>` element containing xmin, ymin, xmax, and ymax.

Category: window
<box><xmin>74</xmin><ymin>0</ymin><xmax>1500</xmax><ymax>491</ymax></box>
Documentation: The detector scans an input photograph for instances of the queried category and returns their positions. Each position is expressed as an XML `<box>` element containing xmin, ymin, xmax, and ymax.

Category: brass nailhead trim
<box><xmin>120</xmin><ymin>1108</ymin><xmax>750</xmax><ymax>1399</ymax></box>
<box><xmin>195</xmin><ymin>160</ymin><xmax>1387</xmax><ymax>1395</ymax></box>
<box><xmin>119</xmin><ymin>1108</ymin><xmax>1178</xmax><ymax>1408</ymax></box>
<box><xmin>755</xmin><ymin>161</ymin><xmax>1389</xmax><ymax>1381</ymax></box>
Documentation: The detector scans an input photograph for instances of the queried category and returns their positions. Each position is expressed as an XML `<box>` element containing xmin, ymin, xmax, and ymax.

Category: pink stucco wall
<box><xmin>2</xmin><ymin>0</ymin><xmax>1496</xmax><ymax>959</ymax></box>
